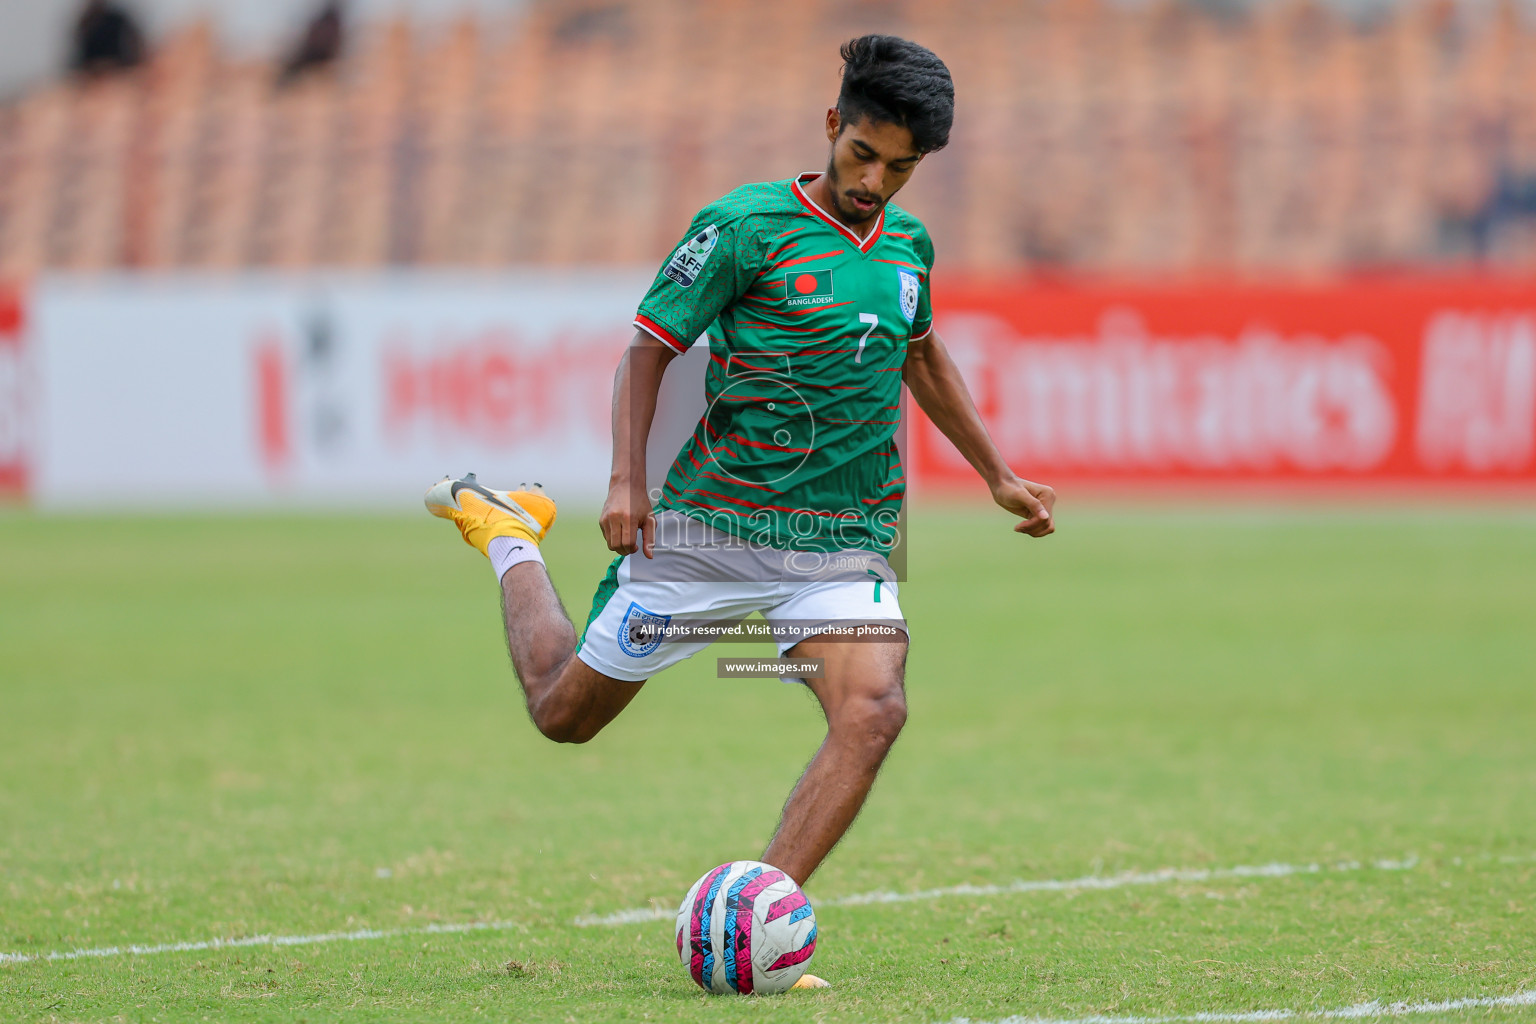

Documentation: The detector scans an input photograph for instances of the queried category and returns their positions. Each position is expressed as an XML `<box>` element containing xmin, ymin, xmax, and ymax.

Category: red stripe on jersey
<box><xmin>724</xmin><ymin>355</ymin><xmax>796</xmax><ymax>373</ymax></box>
<box><xmin>771</xmin><ymin>249</ymin><xmax>843</xmax><ymax>271</ymax></box>
<box><xmin>736</xmin><ymin>321</ymin><xmax>831</xmax><ymax>334</ymax></box>
<box><xmin>778</xmin><ymin>380</ymin><xmax>866</xmax><ymax>391</ymax></box>
<box><xmin>911</xmin><ymin>322</ymin><xmax>934</xmax><ymax>341</ymax></box>
<box><xmin>726</xmin><ymin>431</ymin><xmax>812</xmax><ymax>454</ymax></box>
<box><xmin>699</xmin><ymin>470</ymin><xmax>776</xmax><ymax>492</ymax></box>
<box><xmin>784</xmin><ymin>300</ymin><xmax>853</xmax><ymax>317</ymax></box>
<box><xmin>792</xmin><ymin>172</ymin><xmax>885</xmax><ymax>253</ymax></box>
<box><xmin>684</xmin><ymin>491</ymin><xmax>787</xmax><ymax>512</ymax></box>
<box><xmin>699</xmin><ymin>420</ymin><xmax>741</xmax><ymax>459</ymax></box>
<box><xmin>688</xmin><ymin>490</ymin><xmax>841</xmax><ymax>515</ymax></box>
<box><xmin>633</xmin><ymin>315</ymin><xmax>689</xmax><ymax>353</ymax></box>
<box><xmin>884</xmin><ymin>230</ymin><xmax>914</xmax><ymax>239</ymax></box>
<box><xmin>679</xmin><ymin>498</ymin><xmax>755</xmax><ymax>517</ymax></box>
<box><xmin>873</xmin><ymin>258</ymin><xmax>925</xmax><ymax>274</ymax></box>
<box><xmin>718</xmin><ymin>392</ymin><xmax>808</xmax><ymax>406</ymax></box>
<box><xmin>764</xmin><ymin>240</ymin><xmax>799</xmax><ymax>262</ymax></box>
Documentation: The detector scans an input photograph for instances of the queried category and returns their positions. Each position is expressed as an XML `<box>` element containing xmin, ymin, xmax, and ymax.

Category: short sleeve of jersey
<box><xmin>634</xmin><ymin>204</ymin><xmax>757</xmax><ymax>353</ymax></box>
<box><xmin>911</xmin><ymin>227</ymin><xmax>936</xmax><ymax>341</ymax></box>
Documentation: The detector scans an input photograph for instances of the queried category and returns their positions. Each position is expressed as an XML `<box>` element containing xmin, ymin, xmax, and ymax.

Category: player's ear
<box><xmin>825</xmin><ymin>107</ymin><xmax>841</xmax><ymax>144</ymax></box>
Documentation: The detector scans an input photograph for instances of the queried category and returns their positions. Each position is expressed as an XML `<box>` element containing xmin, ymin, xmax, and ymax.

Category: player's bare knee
<box><xmin>871</xmin><ymin>646</ymin><xmax>910</xmax><ymax>745</ymax></box>
<box><xmin>519</xmin><ymin>656</ymin><xmax>610</xmax><ymax>743</ymax></box>
<box><xmin>834</xmin><ymin>683</ymin><xmax>907</xmax><ymax>752</ymax></box>
<box><xmin>554</xmin><ymin>721</ymin><xmax>603</xmax><ymax>744</ymax></box>
<box><xmin>529</xmin><ymin>696</ymin><xmax>596</xmax><ymax>744</ymax></box>
<box><xmin>871</xmin><ymin>687</ymin><xmax>908</xmax><ymax>746</ymax></box>
<box><xmin>534</xmin><ymin>711</ymin><xmax>599</xmax><ymax>744</ymax></box>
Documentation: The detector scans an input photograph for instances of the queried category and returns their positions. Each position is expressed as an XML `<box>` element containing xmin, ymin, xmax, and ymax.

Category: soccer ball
<box><xmin>675</xmin><ymin>860</ymin><xmax>817</xmax><ymax>994</ymax></box>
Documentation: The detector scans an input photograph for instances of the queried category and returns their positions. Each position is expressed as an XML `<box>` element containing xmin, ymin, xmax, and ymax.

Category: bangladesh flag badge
<box><xmin>784</xmin><ymin>269</ymin><xmax>834</xmax><ymax>307</ymax></box>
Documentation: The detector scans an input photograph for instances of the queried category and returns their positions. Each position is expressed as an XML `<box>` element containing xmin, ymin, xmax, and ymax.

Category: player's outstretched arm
<box><xmin>903</xmin><ymin>329</ymin><xmax>1056</xmax><ymax>537</ymax></box>
<box><xmin>600</xmin><ymin>331</ymin><xmax>679</xmax><ymax>558</ymax></box>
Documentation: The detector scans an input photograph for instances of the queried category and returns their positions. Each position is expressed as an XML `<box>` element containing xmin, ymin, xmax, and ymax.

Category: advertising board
<box><xmin>7</xmin><ymin>275</ymin><xmax>1533</xmax><ymax>507</ymax></box>
<box><xmin>914</xmin><ymin>280</ymin><xmax>1536</xmax><ymax>490</ymax></box>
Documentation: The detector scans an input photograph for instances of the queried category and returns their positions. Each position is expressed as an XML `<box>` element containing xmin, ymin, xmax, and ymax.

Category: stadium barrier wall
<box><xmin>0</xmin><ymin>275</ymin><xmax>1532</xmax><ymax>508</ymax></box>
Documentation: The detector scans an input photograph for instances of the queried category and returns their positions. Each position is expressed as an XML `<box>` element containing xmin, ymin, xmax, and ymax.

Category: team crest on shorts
<box><xmin>898</xmin><ymin>270</ymin><xmax>920</xmax><ymax>323</ymax></box>
<box><xmin>664</xmin><ymin>224</ymin><xmax>719</xmax><ymax>288</ymax></box>
<box><xmin>617</xmin><ymin>601</ymin><xmax>671</xmax><ymax>657</ymax></box>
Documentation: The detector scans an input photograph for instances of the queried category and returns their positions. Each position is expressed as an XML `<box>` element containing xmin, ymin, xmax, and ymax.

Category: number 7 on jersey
<box><xmin>855</xmin><ymin>312</ymin><xmax>879</xmax><ymax>364</ymax></box>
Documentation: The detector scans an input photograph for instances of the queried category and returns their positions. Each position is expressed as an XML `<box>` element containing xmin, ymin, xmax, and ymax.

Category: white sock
<box><xmin>488</xmin><ymin>535</ymin><xmax>545</xmax><ymax>581</ymax></box>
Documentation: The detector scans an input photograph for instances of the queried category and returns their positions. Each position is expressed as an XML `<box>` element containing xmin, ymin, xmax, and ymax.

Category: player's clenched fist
<box><xmin>600</xmin><ymin>482</ymin><xmax>658</xmax><ymax>558</ymax></box>
<box><xmin>993</xmin><ymin>476</ymin><xmax>1056</xmax><ymax>538</ymax></box>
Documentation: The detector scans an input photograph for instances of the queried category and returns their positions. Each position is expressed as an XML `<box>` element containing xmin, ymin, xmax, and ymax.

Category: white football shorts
<box><xmin>574</xmin><ymin>511</ymin><xmax>907</xmax><ymax>684</ymax></box>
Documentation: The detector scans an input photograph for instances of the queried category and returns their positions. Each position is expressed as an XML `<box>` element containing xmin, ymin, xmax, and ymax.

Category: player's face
<box><xmin>822</xmin><ymin>108</ymin><xmax>924</xmax><ymax>226</ymax></box>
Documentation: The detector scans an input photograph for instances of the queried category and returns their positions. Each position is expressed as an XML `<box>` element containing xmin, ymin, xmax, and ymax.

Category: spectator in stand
<box><xmin>278</xmin><ymin>1</ymin><xmax>346</xmax><ymax>86</ymax></box>
<box><xmin>1462</xmin><ymin>169</ymin><xmax>1536</xmax><ymax>260</ymax></box>
<box><xmin>69</xmin><ymin>0</ymin><xmax>146</xmax><ymax>76</ymax></box>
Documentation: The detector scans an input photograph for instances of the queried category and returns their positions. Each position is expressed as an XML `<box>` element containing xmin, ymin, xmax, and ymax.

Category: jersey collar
<box><xmin>792</xmin><ymin>171</ymin><xmax>885</xmax><ymax>253</ymax></box>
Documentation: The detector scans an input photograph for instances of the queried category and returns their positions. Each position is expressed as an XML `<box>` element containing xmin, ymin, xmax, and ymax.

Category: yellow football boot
<box><xmin>423</xmin><ymin>473</ymin><xmax>557</xmax><ymax>556</ymax></box>
<box><xmin>791</xmin><ymin>974</ymin><xmax>830</xmax><ymax>990</ymax></box>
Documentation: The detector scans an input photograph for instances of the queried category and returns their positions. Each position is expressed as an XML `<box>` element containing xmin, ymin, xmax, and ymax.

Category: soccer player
<box><xmin>426</xmin><ymin>33</ymin><xmax>1055</xmax><ymax>948</ymax></box>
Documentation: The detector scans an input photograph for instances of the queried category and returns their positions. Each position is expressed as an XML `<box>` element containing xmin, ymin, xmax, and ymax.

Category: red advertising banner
<box><xmin>0</xmin><ymin>282</ymin><xmax>26</xmax><ymax>499</ymax></box>
<box><xmin>914</xmin><ymin>279</ymin><xmax>1536</xmax><ymax>489</ymax></box>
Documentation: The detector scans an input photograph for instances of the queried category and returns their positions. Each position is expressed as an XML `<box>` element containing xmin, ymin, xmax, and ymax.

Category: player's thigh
<box><xmin>771</xmin><ymin>575</ymin><xmax>909</xmax><ymax>728</ymax></box>
<box><xmin>787</xmin><ymin>632</ymin><xmax>908</xmax><ymax>708</ymax></box>
<box><xmin>767</xmin><ymin>566</ymin><xmax>909</xmax><ymax>699</ymax></box>
<box><xmin>787</xmin><ymin>634</ymin><xmax>909</xmax><ymax>744</ymax></box>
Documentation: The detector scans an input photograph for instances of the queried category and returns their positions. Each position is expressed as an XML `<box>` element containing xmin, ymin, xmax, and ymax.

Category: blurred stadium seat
<box><xmin>1</xmin><ymin>0</ymin><xmax>1534</xmax><ymax>276</ymax></box>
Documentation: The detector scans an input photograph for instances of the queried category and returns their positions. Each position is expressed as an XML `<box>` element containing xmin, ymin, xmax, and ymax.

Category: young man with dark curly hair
<box><xmin>425</xmin><ymin>35</ymin><xmax>1056</xmax><ymax>983</ymax></box>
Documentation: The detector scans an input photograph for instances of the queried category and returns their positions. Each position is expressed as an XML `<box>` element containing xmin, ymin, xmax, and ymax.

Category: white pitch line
<box><xmin>0</xmin><ymin>853</ymin><xmax>1455</xmax><ymax>963</ymax></box>
<box><xmin>572</xmin><ymin>856</ymin><xmax>1420</xmax><ymax>927</ymax></box>
<box><xmin>0</xmin><ymin>919</ymin><xmax>520</xmax><ymax>965</ymax></box>
<box><xmin>942</xmin><ymin>987</ymin><xmax>1536</xmax><ymax>1024</ymax></box>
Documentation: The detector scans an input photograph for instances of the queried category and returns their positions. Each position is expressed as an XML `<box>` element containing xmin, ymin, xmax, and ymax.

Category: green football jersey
<box><xmin>634</xmin><ymin>172</ymin><xmax>935</xmax><ymax>554</ymax></box>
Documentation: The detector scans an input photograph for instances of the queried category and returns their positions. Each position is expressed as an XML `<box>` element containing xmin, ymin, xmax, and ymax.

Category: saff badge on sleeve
<box><xmin>663</xmin><ymin>224</ymin><xmax>720</xmax><ymax>288</ymax></box>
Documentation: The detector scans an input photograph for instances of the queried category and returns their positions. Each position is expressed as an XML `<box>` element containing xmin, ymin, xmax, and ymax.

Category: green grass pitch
<box><xmin>2</xmin><ymin>504</ymin><xmax>1534</xmax><ymax>1023</ymax></box>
